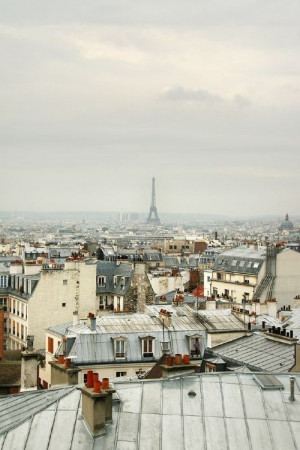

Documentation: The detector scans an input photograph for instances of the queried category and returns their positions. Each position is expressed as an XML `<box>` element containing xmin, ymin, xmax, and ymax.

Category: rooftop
<box><xmin>1</xmin><ymin>373</ymin><xmax>300</xmax><ymax>449</ymax></box>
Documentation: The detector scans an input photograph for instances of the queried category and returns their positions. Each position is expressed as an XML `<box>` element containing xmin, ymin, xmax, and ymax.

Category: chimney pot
<box><xmin>289</xmin><ymin>376</ymin><xmax>295</xmax><ymax>402</ymax></box>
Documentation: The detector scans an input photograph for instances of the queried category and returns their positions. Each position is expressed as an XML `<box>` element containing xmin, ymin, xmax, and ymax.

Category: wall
<box><xmin>149</xmin><ymin>274</ymin><xmax>185</xmax><ymax>296</ymax></box>
<box><xmin>207</xmin><ymin>330</ymin><xmax>248</xmax><ymax>348</ymax></box>
<box><xmin>27</xmin><ymin>262</ymin><xmax>97</xmax><ymax>349</ymax></box>
<box><xmin>273</xmin><ymin>249</ymin><xmax>300</xmax><ymax>308</ymax></box>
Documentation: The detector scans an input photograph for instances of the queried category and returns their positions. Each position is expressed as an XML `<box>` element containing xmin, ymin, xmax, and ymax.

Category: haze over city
<box><xmin>1</xmin><ymin>1</ymin><xmax>300</xmax><ymax>216</ymax></box>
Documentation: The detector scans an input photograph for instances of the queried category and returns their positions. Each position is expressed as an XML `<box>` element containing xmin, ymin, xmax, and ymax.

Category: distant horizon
<box><xmin>0</xmin><ymin>210</ymin><xmax>297</xmax><ymax>221</ymax></box>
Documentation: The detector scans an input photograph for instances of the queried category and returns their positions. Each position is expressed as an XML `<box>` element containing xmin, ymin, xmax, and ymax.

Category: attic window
<box><xmin>112</xmin><ymin>337</ymin><xmax>128</xmax><ymax>358</ymax></box>
<box><xmin>97</xmin><ymin>276</ymin><xmax>106</xmax><ymax>287</ymax></box>
<box><xmin>239</xmin><ymin>261</ymin><xmax>245</xmax><ymax>267</ymax></box>
<box><xmin>142</xmin><ymin>337</ymin><xmax>154</xmax><ymax>357</ymax></box>
<box><xmin>231</xmin><ymin>260</ymin><xmax>237</xmax><ymax>267</ymax></box>
<box><xmin>253</xmin><ymin>262</ymin><xmax>259</xmax><ymax>269</ymax></box>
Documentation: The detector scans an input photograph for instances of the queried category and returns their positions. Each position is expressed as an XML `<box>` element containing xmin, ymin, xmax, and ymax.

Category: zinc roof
<box><xmin>1</xmin><ymin>373</ymin><xmax>300</xmax><ymax>449</ymax></box>
<box><xmin>206</xmin><ymin>332</ymin><xmax>295</xmax><ymax>372</ymax></box>
<box><xmin>213</xmin><ymin>245</ymin><xmax>266</xmax><ymax>275</ymax></box>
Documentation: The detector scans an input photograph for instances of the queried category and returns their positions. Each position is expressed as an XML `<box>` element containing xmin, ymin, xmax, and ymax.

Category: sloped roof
<box><xmin>96</xmin><ymin>261</ymin><xmax>133</xmax><ymax>295</ymax></box>
<box><xmin>213</xmin><ymin>245</ymin><xmax>266</xmax><ymax>275</ymax></box>
<box><xmin>197</xmin><ymin>309</ymin><xmax>245</xmax><ymax>330</ymax></box>
<box><xmin>205</xmin><ymin>332</ymin><xmax>295</xmax><ymax>372</ymax></box>
<box><xmin>0</xmin><ymin>386</ymin><xmax>76</xmax><ymax>435</ymax></box>
<box><xmin>1</xmin><ymin>374</ymin><xmax>300</xmax><ymax>449</ymax></box>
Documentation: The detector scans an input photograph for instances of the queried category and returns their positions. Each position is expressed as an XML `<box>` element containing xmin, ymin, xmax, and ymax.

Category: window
<box><xmin>207</xmin><ymin>276</ymin><xmax>211</xmax><ymax>282</ymax></box>
<box><xmin>113</xmin><ymin>338</ymin><xmax>127</xmax><ymax>358</ymax></box>
<box><xmin>97</xmin><ymin>276</ymin><xmax>106</xmax><ymax>287</ymax></box>
<box><xmin>239</xmin><ymin>261</ymin><xmax>245</xmax><ymax>267</ymax></box>
<box><xmin>253</xmin><ymin>262</ymin><xmax>259</xmax><ymax>269</ymax></box>
<box><xmin>48</xmin><ymin>337</ymin><xmax>54</xmax><ymax>353</ymax></box>
<box><xmin>99</xmin><ymin>295</ymin><xmax>107</xmax><ymax>310</ymax></box>
<box><xmin>142</xmin><ymin>338</ymin><xmax>154</xmax><ymax>357</ymax></box>
<box><xmin>0</xmin><ymin>275</ymin><xmax>8</xmax><ymax>288</ymax></box>
<box><xmin>231</xmin><ymin>260</ymin><xmax>237</xmax><ymax>267</ymax></box>
<box><xmin>247</xmin><ymin>262</ymin><xmax>252</xmax><ymax>268</ymax></box>
<box><xmin>116</xmin><ymin>371</ymin><xmax>127</xmax><ymax>377</ymax></box>
<box><xmin>0</xmin><ymin>298</ymin><xmax>7</xmax><ymax>311</ymax></box>
<box><xmin>63</xmin><ymin>279</ymin><xmax>68</xmax><ymax>285</ymax></box>
<box><xmin>190</xmin><ymin>336</ymin><xmax>201</xmax><ymax>357</ymax></box>
<box><xmin>217</xmin><ymin>273</ymin><xmax>222</xmax><ymax>280</ymax></box>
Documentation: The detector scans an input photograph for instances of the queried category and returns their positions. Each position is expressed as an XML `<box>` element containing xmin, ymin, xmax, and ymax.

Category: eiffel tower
<box><xmin>147</xmin><ymin>177</ymin><xmax>160</xmax><ymax>225</ymax></box>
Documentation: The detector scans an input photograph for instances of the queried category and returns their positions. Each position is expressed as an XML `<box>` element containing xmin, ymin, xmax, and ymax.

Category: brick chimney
<box><xmin>0</xmin><ymin>307</ymin><xmax>4</xmax><ymax>361</ymax></box>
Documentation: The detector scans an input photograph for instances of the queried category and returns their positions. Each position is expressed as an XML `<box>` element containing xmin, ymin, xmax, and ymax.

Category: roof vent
<box><xmin>253</xmin><ymin>374</ymin><xmax>283</xmax><ymax>390</ymax></box>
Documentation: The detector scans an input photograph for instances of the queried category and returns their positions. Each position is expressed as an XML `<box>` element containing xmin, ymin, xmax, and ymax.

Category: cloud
<box><xmin>160</xmin><ymin>86</ymin><xmax>223</xmax><ymax>103</ymax></box>
<box><xmin>161</xmin><ymin>86</ymin><xmax>251</xmax><ymax>108</ymax></box>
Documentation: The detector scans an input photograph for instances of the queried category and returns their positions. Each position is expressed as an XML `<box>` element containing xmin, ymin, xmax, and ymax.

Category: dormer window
<box><xmin>113</xmin><ymin>337</ymin><xmax>128</xmax><ymax>358</ymax></box>
<box><xmin>113</xmin><ymin>276</ymin><xmax>118</xmax><ymax>287</ymax></box>
<box><xmin>141</xmin><ymin>336</ymin><xmax>154</xmax><ymax>357</ymax></box>
<box><xmin>97</xmin><ymin>276</ymin><xmax>106</xmax><ymax>287</ymax></box>
<box><xmin>189</xmin><ymin>335</ymin><xmax>202</xmax><ymax>357</ymax></box>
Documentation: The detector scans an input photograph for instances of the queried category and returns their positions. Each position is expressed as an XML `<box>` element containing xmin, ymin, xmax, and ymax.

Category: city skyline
<box><xmin>1</xmin><ymin>1</ymin><xmax>300</xmax><ymax>215</ymax></box>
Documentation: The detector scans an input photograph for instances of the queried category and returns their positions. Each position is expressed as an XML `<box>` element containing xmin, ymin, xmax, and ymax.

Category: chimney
<box><xmin>49</xmin><ymin>358</ymin><xmax>81</xmax><ymax>386</ymax></box>
<box><xmin>158</xmin><ymin>309</ymin><xmax>172</xmax><ymax>327</ymax></box>
<box><xmin>80</xmin><ymin>380</ymin><xmax>116</xmax><ymax>436</ymax></box>
<box><xmin>206</xmin><ymin>297</ymin><xmax>216</xmax><ymax>310</ymax></box>
<box><xmin>160</xmin><ymin>354</ymin><xmax>198</xmax><ymax>378</ymax></box>
<box><xmin>87</xmin><ymin>313</ymin><xmax>96</xmax><ymax>331</ymax></box>
<box><xmin>0</xmin><ymin>307</ymin><xmax>4</xmax><ymax>361</ymax></box>
<box><xmin>21</xmin><ymin>336</ymin><xmax>42</xmax><ymax>390</ymax></box>
<box><xmin>266</xmin><ymin>327</ymin><xmax>297</xmax><ymax>345</ymax></box>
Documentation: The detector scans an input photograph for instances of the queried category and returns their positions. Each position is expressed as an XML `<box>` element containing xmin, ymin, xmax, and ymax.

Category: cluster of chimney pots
<box><xmin>166</xmin><ymin>353</ymin><xmax>190</xmax><ymax>366</ymax></box>
<box><xmin>86</xmin><ymin>371</ymin><xmax>110</xmax><ymax>393</ymax></box>
<box><xmin>56</xmin><ymin>356</ymin><xmax>110</xmax><ymax>391</ymax></box>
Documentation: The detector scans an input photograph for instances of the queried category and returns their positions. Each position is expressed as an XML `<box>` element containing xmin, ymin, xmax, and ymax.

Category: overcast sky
<box><xmin>1</xmin><ymin>1</ymin><xmax>300</xmax><ymax>217</ymax></box>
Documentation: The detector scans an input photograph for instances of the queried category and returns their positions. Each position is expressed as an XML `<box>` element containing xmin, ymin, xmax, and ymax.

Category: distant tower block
<box><xmin>147</xmin><ymin>177</ymin><xmax>161</xmax><ymax>225</ymax></box>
